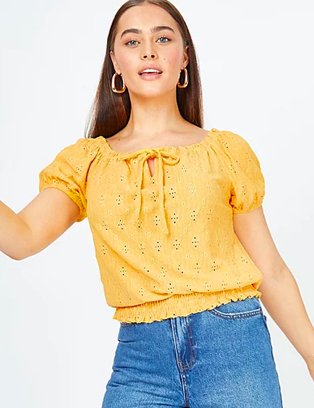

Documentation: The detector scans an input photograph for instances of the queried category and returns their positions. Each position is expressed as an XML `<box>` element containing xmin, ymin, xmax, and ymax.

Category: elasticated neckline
<box><xmin>99</xmin><ymin>128</ymin><xmax>217</xmax><ymax>158</ymax></box>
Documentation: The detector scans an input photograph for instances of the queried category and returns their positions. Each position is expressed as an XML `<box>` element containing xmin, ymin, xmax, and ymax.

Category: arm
<box><xmin>233</xmin><ymin>205</ymin><xmax>314</xmax><ymax>380</ymax></box>
<box><xmin>0</xmin><ymin>188</ymin><xmax>80</xmax><ymax>260</ymax></box>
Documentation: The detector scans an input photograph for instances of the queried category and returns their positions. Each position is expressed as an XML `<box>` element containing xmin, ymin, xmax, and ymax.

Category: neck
<box><xmin>123</xmin><ymin>90</ymin><xmax>187</xmax><ymax>140</ymax></box>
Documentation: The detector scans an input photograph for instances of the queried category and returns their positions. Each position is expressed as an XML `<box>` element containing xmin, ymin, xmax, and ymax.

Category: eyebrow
<box><xmin>120</xmin><ymin>25</ymin><xmax>175</xmax><ymax>39</ymax></box>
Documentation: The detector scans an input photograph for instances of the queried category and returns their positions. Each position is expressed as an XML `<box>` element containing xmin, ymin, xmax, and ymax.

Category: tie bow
<box><xmin>122</xmin><ymin>147</ymin><xmax>180</xmax><ymax>234</ymax></box>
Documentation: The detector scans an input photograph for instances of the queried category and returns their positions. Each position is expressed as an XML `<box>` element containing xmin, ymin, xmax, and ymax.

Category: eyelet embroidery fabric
<box><xmin>39</xmin><ymin>128</ymin><xmax>266</xmax><ymax>324</ymax></box>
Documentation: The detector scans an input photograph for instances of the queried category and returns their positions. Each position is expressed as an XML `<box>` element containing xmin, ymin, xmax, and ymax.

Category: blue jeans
<box><xmin>102</xmin><ymin>297</ymin><xmax>283</xmax><ymax>407</ymax></box>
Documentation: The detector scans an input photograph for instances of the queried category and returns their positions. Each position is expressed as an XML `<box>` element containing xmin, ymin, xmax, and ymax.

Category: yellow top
<box><xmin>39</xmin><ymin>128</ymin><xmax>266</xmax><ymax>323</ymax></box>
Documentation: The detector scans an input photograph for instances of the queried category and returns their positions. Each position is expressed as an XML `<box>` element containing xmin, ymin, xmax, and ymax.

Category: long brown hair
<box><xmin>84</xmin><ymin>0</ymin><xmax>203</xmax><ymax>139</ymax></box>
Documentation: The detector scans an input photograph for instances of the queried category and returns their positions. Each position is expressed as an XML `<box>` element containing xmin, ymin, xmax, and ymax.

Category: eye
<box><xmin>125</xmin><ymin>39</ymin><xmax>139</xmax><ymax>46</ymax></box>
<box><xmin>157</xmin><ymin>36</ymin><xmax>171</xmax><ymax>43</ymax></box>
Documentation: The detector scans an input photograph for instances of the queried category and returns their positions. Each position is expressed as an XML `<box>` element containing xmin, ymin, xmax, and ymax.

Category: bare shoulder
<box><xmin>177</xmin><ymin>123</ymin><xmax>211</xmax><ymax>141</ymax></box>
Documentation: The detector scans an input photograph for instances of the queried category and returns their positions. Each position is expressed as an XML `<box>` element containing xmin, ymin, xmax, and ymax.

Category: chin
<box><xmin>130</xmin><ymin>85</ymin><xmax>174</xmax><ymax>98</ymax></box>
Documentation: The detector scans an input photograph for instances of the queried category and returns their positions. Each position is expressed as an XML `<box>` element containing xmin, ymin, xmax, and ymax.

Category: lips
<box><xmin>139</xmin><ymin>67</ymin><xmax>163</xmax><ymax>75</ymax></box>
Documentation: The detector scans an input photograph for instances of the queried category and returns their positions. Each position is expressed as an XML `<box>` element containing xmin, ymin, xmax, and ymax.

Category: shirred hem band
<box><xmin>112</xmin><ymin>284</ymin><xmax>262</xmax><ymax>324</ymax></box>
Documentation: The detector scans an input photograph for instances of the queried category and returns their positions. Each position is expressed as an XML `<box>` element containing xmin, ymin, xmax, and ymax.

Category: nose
<box><xmin>141</xmin><ymin>49</ymin><xmax>157</xmax><ymax>60</ymax></box>
<box><xmin>140</xmin><ymin>36</ymin><xmax>158</xmax><ymax>60</ymax></box>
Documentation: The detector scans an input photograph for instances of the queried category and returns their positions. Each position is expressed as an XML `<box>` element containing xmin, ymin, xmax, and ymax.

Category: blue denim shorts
<box><xmin>102</xmin><ymin>296</ymin><xmax>283</xmax><ymax>407</ymax></box>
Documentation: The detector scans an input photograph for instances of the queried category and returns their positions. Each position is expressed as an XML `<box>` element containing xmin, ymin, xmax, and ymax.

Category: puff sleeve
<box><xmin>39</xmin><ymin>138</ymin><xmax>99</xmax><ymax>222</ymax></box>
<box><xmin>218</xmin><ymin>130</ymin><xmax>265</xmax><ymax>214</ymax></box>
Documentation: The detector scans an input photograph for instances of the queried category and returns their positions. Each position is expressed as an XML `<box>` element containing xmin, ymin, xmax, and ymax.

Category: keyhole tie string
<box><xmin>122</xmin><ymin>148</ymin><xmax>180</xmax><ymax>234</ymax></box>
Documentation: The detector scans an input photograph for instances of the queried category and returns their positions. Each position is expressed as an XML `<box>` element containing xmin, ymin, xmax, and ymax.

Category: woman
<box><xmin>1</xmin><ymin>0</ymin><xmax>313</xmax><ymax>406</ymax></box>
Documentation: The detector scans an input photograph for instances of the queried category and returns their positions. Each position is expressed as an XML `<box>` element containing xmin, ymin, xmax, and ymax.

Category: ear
<box><xmin>109</xmin><ymin>50</ymin><xmax>120</xmax><ymax>74</ymax></box>
<box><xmin>182</xmin><ymin>45</ymin><xmax>189</xmax><ymax>69</ymax></box>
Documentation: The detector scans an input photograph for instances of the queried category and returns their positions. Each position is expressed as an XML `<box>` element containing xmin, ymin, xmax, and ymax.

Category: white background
<box><xmin>1</xmin><ymin>0</ymin><xmax>313</xmax><ymax>406</ymax></box>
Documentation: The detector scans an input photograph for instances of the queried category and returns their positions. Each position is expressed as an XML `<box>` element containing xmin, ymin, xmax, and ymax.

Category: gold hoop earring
<box><xmin>111</xmin><ymin>72</ymin><xmax>126</xmax><ymax>94</ymax></box>
<box><xmin>177</xmin><ymin>67</ymin><xmax>189</xmax><ymax>88</ymax></box>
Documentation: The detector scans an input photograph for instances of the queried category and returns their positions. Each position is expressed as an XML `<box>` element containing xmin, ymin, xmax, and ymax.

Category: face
<box><xmin>110</xmin><ymin>3</ymin><xmax>189</xmax><ymax>98</ymax></box>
